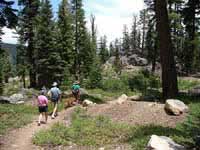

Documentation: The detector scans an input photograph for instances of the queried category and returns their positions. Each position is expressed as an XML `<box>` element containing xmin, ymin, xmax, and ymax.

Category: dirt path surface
<box><xmin>0</xmin><ymin>99</ymin><xmax>187</xmax><ymax>150</ymax></box>
<box><xmin>0</xmin><ymin>107</ymin><xmax>76</xmax><ymax>150</ymax></box>
<box><xmin>87</xmin><ymin>101</ymin><xmax>186</xmax><ymax>127</ymax></box>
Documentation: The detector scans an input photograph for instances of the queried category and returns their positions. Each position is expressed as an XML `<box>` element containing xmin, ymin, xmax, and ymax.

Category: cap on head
<box><xmin>52</xmin><ymin>82</ymin><xmax>58</xmax><ymax>87</ymax></box>
<box><xmin>40</xmin><ymin>90</ymin><xmax>45</xmax><ymax>95</ymax></box>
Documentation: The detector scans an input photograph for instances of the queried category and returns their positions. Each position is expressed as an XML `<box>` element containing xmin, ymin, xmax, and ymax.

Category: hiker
<box><xmin>72</xmin><ymin>81</ymin><xmax>81</xmax><ymax>104</ymax></box>
<box><xmin>37</xmin><ymin>90</ymin><xmax>48</xmax><ymax>126</ymax></box>
<box><xmin>49</xmin><ymin>82</ymin><xmax>61</xmax><ymax>119</ymax></box>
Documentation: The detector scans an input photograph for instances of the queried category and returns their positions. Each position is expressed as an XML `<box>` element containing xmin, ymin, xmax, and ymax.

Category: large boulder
<box><xmin>62</xmin><ymin>91</ymin><xmax>73</xmax><ymax>98</ymax></box>
<box><xmin>9</xmin><ymin>93</ymin><xmax>24</xmax><ymax>104</ymax></box>
<box><xmin>147</xmin><ymin>135</ymin><xmax>185</xmax><ymax>150</ymax></box>
<box><xmin>0</xmin><ymin>96</ymin><xmax>11</xmax><ymax>103</ymax></box>
<box><xmin>116</xmin><ymin>94</ymin><xmax>128</xmax><ymax>104</ymax></box>
<box><xmin>188</xmin><ymin>85</ymin><xmax>200</xmax><ymax>96</ymax></box>
<box><xmin>79</xmin><ymin>88</ymin><xmax>89</xmax><ymax>96</ymax></box>
<box><xmin>20</xmin><ymin>88</ymin><xmax>37</xmax><ymax>98</ymax></box>
<box><xmin>82</xmin><ymin>99</ymin><xmax>95</xmax><ymax>107</ymax></box>
<box><xmin>165</xmin><ymin>99</ymin><xmax>189</xmax><ymax>115</ymax></box>
<box><xmin>128</xmin><ymin>54</ymin><xmax>148</xmax><ymax>66</ymax></box>
<box><xmin>128</xmin><ymin>95</ymin><xmax>142</xmax><ymax>101</ymax></box>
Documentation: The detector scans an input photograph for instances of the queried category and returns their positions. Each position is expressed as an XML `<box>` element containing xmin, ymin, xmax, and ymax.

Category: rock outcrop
<box><xmin>147</xmin><ymin>135</ymin><xmax>185</xmax><ymax>150</ymax></box>
<box><xmin>165</xmin><ymin>99</ymin><xmax>188</xmax><ymax>115</ymax></box>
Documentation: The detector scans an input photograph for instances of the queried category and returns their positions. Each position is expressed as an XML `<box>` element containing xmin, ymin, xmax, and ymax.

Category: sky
<box><xmin>2</xmin><ymin>0</ymin><xmax>144</xmax><ymax>44</ymax></box>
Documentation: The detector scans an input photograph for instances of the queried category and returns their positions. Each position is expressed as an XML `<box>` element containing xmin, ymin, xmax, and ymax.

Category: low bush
<box><xmin>0</xmin><ymin>104</ymin><xmax>37</xmax><ymax>135</ymax></box>
<box><xmin>101</xmin><ymin>78</ymin><xmax>129</xmax><ymax>92</ymax></box>
<box><xmin>33</xmin><ymin>107</ymin><xmax>131</xmax><ymax>147</ymax></box>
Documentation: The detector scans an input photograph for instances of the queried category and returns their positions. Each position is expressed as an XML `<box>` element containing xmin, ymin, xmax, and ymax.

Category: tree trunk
<box><xmin>155</xmin><ymin>0</ymin><xmax>178</xmax><ymax>99</ymax></box>
<box><xmin>28</xmin><ymin>34</ymin><xmax>37</xmax><ymax>88</ymax></box>
<box><xmin>22</xmin><ymin>72</ymin><xmax>26</xmax><ymax>88</ymax></box>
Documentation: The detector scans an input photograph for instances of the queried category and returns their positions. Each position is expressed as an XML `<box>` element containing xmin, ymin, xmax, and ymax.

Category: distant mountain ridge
<box><xmin>1</xmin><ymin>43</ymin><xmax>17</xmax><ymax>65</ymax></box>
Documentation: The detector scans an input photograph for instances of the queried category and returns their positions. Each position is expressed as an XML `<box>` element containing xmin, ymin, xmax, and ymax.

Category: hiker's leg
<box><xmin>38</xmin><ymin>113</ymin><xmax>42</xmax><ymax>125</ymax></box>
<box><xmin>45</xmin><ymin>106</ymin><xmax>48</xmax><ymax>122</ymax></box>
<box><xmin>77</xmin><ymin>91</ymin><xmax>80</xmax><ymax>103</ymax></box>
<box><xmin>45</xmin><ymin>112</ymin><xmax>48</xmax><ymax>123</ymax></box>
<box><xmin>52</xmin><ymin>102</ymin><xmax>58</xmax><ymax>118</ymax></box>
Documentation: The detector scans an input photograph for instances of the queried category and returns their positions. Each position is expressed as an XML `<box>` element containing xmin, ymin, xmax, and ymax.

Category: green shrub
<box><xmin>0</xmin><ymin>104</ymin><xmax>37</xmax><ymax>135</ymax></box>
<box><xmin>128</xmin><ymin>73</ymin><xmax>148</xmax><ymax>93</ymax></box>
<box><xmin>148</xmin><ymin>74</ymin><xmax>161</xmax><ymax>89</ymax></box>
<box><xmin>101</xmin><ymin>78</ymin><xmax>129</xmax><ymax>92</ymax></box>
<box><xmin>178</xmin><ymin>78</ymin><xmax>200</xmax><ymax>90</ymax></box>
<box><xmin>33</xmin><ymin>107</ymin><xmax>131</xmax><ymax>147</ymax></box>
<box><xmin>139</xmin><ymin>69</ymin><xmax>151</xmax><ymax>78</ymax></box>
<box><xmin>128</xmin><ymin>71</ymin><xmax>160</xmax><ymax>93</ymax></box>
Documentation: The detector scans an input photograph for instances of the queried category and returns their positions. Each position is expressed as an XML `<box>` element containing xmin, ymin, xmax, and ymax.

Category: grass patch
<box><xmin>178</xmin><ymin>78</ymin><xmax>200</xmax><ymax>90</ymax></box>
<box><xmin>88</xmin><ymin>89</ymin><xmax>140</xmax><ymax>99</ymax></box>
<box><xmin>33</xmin><ymin>96</ymin><xmax>200</xmax><ymax>149</ymax></box>
<box><xmin>33</xmin><ymin>107</ymin><xmax>131</xmax><ymax>147</ymax></box>
<box><xmin>0</xmin><ymin>104</ymin><xmax>37</xmax><ymax>135</ymax></box>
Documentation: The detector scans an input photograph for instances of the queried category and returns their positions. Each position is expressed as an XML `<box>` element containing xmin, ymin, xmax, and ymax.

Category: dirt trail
<box><xmin>0</xmin><ymin>99</ymin><xmax>187</xmax><ymax>150</ymax></box>
<box><xmin>0</xmin><ymin>107</ymin><xmax>75</xmax><ymax>150</ymax></box>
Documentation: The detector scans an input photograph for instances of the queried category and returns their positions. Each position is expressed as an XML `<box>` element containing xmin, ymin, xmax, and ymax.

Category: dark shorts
<box><xmin>51</xmin><ymin>97</ymin><xmax>59</xmax><ymax>103</ymax></box>
<box><xmin>38</xmin><ymin>106</ymin><xmax>48</xmax><ymax>113</ymax></box>
<box><xmin>72</xmin><ymin>90</ymin><xmax>79</xmax><ymax>96</ymax></box>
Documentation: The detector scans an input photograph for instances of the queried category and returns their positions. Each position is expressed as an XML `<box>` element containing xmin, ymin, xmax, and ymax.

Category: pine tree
<box><xmin>88</xmin><ymin>58</ymin><xmax>102</xmax><ymax>88</ymax></box>
<box><xmin>90</xmin><ymin>14</ymin><xmax>97</xmax><ymax>56</ymax></box>
<box><xmin>122</xmin><ymin>25</ymin><xmax>130</xmax><ymax>56</ymax></box>
<box><xmin>71</xmin><ymin>0</ymin><xmax>90</xmax><ymax>79</ymax></box>
<box><xmin>137</xmin><ymin>31</ymin><xmax>141</xmax><ymax>50</ymax></box>
<box><xmin>57</xmin><ymin>0</ymin><xmax>74</xmax><ymax>75</ymax></box>
<box><xmin>155</xmin><ymin>0</ymin><xmax>178</xmax><ymax>99</ymax></box>
<box><xmin>114</xmin><ymin>39</ymin><xmax>122</xmax><ymax>74</ymax></box>
<box><xmin>99</xmin><ymin>36</ymin><xmax>109</xmax><ymax>64</ymax></box>
<box><xmin>0</xmin><ymin>0</ymin><xmax>17</xmax><ymax>28</ymax></box>
<box><xmin>130</xmin><ymin>15</ymin><xmax>138</xmax><ymax>53</ymax></box>
<box><xmin>36</xmin><ymin>0</ymin><xmax>65</xmax><ymax>87</ymax></box>
<box><xmin>182</xmin><ymin>0</ymin><xmax>200</xmax><ymax>72</ymax></box>
<box><xmin>16</xmin><ymin>32</ymin><xmax>27</xmax><ymax>88</ymax></box>
<box><xmin>139</xmin><ymin>9</ymin><xmax>149</xmax><ymax>55</ymax></box>
<box><xmin>79</xmin><ymin>32</ymin><xmax>95</xmax><ymax>78</ymax></box>
<box><xmin>168</xmin><ymin>0</ymin><xmax>185</xmax><ymax>71</ymax></box>
<box><xmin>109</xmin><ymin>42</ymin><xmax>115</xmax><ymax>57</ymax></box>
<box><xmin>146</xmin><ymin>19</ymin><xmax>159</xmax><ymax>72</ymax></box>
<box><xmin>18</xmin><ymin>0</ymin><xmax>40</xmax><ymax>88</ymax></box>
<box><xmin>0</xmin><ymin>0</ymin><xmax>17</xmax><ymax>94</ymax></box>
<box><xmin>2</xmin><ymin>51</ymin><xmax>12</xmax><ymax>83</ymax></box>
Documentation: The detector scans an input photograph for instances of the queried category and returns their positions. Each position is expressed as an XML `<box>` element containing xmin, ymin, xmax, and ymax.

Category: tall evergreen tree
<box><xmin>139</xmin><ymin>9</ymin><xmax>149</xmax><ymax>55</ymax></box>
<box><xmin>0</xmin><ymin>0</ymin><xmax>17</xmax><ymax>94</ymax></box>
<box><xmin>146</xmin><ymin>19</ymin><xmax>158</xmax><ymax>72</ymax></box>
<box><xmin>16</xmin><ymin>36</ymin><xmax>27</xmax><ymax>88</ymax></box>
<box><xmin>57</xmin><ymin>0</ymin><xmax>74</xmax><ymax>77</ymax></box>
<box><xmin>155</xmin><ymin>0</ymin><xmax>178</xmax><ymax>99</ymax></box>
<box><xmin>122</xmin><ymin>25</ymin><xmax>130</xmax><ymax>56</ymax></box>
<box><xmin>109</xmin><ymin>42</ymin><xmax>115</xmax><ymax>57</ymax></box>
<box><xmin>114</xmin><ymin>38</ymin><xmax>122</xmax><ymax>74</ymax></box>
<box><xmin>90</xmin><ymin>14</ymin><xmax>97</xmax><ymax>56</ymax></box>
<box><xmin>71</xmin><ymin>0</ymin><xmax>91</xmax><ymax>79</ymax></box>
<box><xmin>130</xmin><ymin>15</ymin><xmax>138</xmax><ymax>53</ymax></box>
<box><xmin>18</xmin><ymin>0</ymin><xmax>40</xmax><ymax>88</ymax></box>
<box><xmin>182</xmin><ymin>0</ymin><xmax>200</xmax><ymax>72</ymax></box>
<box><xmin>168</xmin><ymin>0</ymin><xmax>185</xmax><ymax>67</ymax></box>
<box><xmin>99</xmin><ymin>36</ymin><xmax>109</xmax><ymax>64</ymax></box>
<box><xmin>36</xmin><ymin>0</ymin><xmax>65</xmax><ymax>87</ymax></box>
<box><xmin>137</xmin><ymin>30</ymin><xmax>141</xmax><ymax>50</ymax></box>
